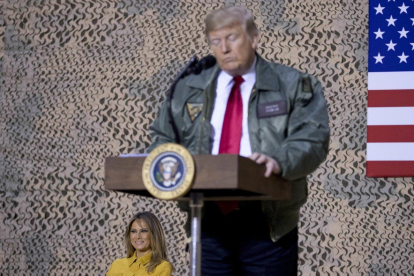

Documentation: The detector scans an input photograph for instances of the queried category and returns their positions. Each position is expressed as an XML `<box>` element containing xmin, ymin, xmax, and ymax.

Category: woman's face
<box><xmin>130</xmin><ymin>219</ymin><xmax>152</xmax><ymax>257</ymax></box>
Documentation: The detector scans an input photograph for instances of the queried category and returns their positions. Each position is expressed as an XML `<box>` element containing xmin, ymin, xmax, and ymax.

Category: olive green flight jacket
<box><xmin>148</xmin><ymin>55</ymin><xmax>330</xmax><ymax>242</ymax></box>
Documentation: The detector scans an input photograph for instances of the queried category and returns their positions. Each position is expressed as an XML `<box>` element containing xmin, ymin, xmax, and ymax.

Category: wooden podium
<box><xmin>105</xmin><ymin>154</ymin><xmax>291</xmax><ymax>200</ymax></box>
<box><xmin>105</xmin><ymin>154</ymin><xmax>291</xmax><ymax>276</ymax></box>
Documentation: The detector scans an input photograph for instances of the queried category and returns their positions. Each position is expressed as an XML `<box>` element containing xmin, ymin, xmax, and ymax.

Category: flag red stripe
<box><xmin>367</xmin><ymin>125</ymin><xmax>414</xmax><ymax>142</ymax></box>
<box><xmin>366</xmin><ymin>161</ymin><xmax>414</xmax><ymax>177</ymax></box>
<box><xmin>368</xmin><ymin>89</ymin><xmax>414</xmax><ymax>107</ymax></box>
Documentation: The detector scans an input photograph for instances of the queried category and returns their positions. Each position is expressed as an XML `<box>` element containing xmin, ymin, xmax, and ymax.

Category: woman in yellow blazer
<box><xmin>107</xmin><ymin>212</ymin><xmax>173</xmax><ymax>276</ymax></box>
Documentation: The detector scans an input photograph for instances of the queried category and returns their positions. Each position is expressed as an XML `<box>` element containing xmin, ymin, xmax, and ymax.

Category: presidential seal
<box><xmin>142</xmin><ymin>143</ymin><xmax>195</xmax><ymax>200</ymax></box>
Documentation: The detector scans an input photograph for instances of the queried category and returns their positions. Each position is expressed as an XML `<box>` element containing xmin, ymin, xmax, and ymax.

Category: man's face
<box><xmin>208</xmin><ymin>24</ymin><xmax>258</xmax><ymax>76</ymax></box>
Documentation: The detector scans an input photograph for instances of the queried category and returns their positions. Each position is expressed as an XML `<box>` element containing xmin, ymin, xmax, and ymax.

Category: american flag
<box><xmin>367</xmin><ymin>0</ymin><xmax>414</xmax><ymax>177</ymax></box>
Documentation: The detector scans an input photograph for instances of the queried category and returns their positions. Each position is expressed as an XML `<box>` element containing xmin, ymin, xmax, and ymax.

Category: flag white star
<box><xmin>386</xmin><ymin>40</ymin><xmax>397</xmax><ymax>50</ymax></box>
<box><xmin>411</xmin><ymin>43</ymin><xmax>414</xmax><ymax>50</ymax></box>
<box><xmin>375</xmin><ymin>4</ymin><xmax>385</xmax><ymax>14</ymax></box>
<box><xmin>398</xmin><ymin>27</ymin><xmax>409</xmax><ymax>38</ymax></box>
<box><xmin>411</xmin><ymin>18</ymin><xmax>414</xmax><ymax>25</ymax></box>
<box><xmin>374</xmin><ymin>53</ymin><xmax>385</xmax><ymax>64</ymax></box>
<box><xmin>398</xmin><ymin>52</ymin><xmax>409</xmax><ymax>63</ymax></box>
<box><xmin>374</xmin><ymin>28</ymin><xmax>385</xmax><ymax>39</ymax></box>
<box><xmin>388</xmin><ymin>0</ymin><xmax>395</xmax><ymax>2</ymax></box>
<box><xmin>386</xmin><ymin>15</ymin><xmax>397</xmax><ymax>26</ymax></box>
<box><xmin>398</xmin><ymin>3</ymin><xmax>409</xmax><ymax>14</ymax></box>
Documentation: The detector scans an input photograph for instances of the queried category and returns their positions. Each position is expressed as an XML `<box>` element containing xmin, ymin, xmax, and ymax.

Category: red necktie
<box><xmin>217</xmin><ymin>76</ymin><xmax>244</xmax><ymax>215</ymax></box>
<box><xmin>219</xmin><ymin>76</ymin><xmax>244</xmax><ymax>154</ymax></box>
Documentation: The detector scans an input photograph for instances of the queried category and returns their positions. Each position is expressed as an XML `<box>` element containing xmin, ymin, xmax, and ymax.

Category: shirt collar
<box><xmin>131</xmin><ymin>251</ymin><xmax>152</xmax><ymax>265</ymax></box>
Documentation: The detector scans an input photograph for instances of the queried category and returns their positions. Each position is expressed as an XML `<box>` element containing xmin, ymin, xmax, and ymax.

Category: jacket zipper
<box><xmin>248</xmin><ymin>87</ymin><xmax>257</xmax><ymax>152</ymax></box>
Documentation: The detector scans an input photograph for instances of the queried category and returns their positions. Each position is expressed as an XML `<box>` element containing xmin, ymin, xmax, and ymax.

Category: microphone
<box><xmin>167</xmin><ymin>55</ymin><xmax>217</xmax><ymax>144</ymax></box>
<box><xmin>174</xmin><ymin>55</ymin><xmax>199</xmax><ymax>81</ymax></box>
<box><xmin>184</xmin><ymin>55</ymin><xmax>216</xmax><ymax>76</ymax></box>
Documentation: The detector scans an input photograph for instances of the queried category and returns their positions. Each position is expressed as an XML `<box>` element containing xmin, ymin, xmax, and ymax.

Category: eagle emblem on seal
<box><xmin>156</xmin><ymin>156</ymin><xmax>182</xmax><ymax>187</ymax></box>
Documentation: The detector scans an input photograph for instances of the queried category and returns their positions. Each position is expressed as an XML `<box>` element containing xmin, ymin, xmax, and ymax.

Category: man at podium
<box><xmin>148</xmin><ymin>5</ymin><xmax>330</xmax><ymax>276</ymax></box>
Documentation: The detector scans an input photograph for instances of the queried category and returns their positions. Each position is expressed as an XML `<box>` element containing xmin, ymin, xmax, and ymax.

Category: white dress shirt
<box><xmin>210</xmin><ymin>58</ymin><xmax>256</xmax><ymax>157</ymax></box>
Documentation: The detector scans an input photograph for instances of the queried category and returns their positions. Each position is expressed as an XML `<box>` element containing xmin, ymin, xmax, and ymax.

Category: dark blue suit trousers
<box><xmin>201</xmin><ymin>201</ymin><xmax>298</xmax><ymax>276</ymax></box>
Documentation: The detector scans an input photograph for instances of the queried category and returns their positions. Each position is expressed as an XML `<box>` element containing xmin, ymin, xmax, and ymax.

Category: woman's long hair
<box><xmin>124</xmin><ymin>212</ymin><xmax>171</xmax><ymax>273</ymax></box>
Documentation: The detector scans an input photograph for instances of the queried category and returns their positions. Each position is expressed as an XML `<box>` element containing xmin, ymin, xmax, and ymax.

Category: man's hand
<box><xmin>249</xmin><ymin>152</ymin><xmax>281</xmax><ymax>177</ymax></box>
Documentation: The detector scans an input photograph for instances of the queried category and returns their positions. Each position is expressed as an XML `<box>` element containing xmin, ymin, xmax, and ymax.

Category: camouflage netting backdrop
<box><xmin>1</xmin><ymin>0</ymin><xmax>413</xmax><ymax>275</ymax></box>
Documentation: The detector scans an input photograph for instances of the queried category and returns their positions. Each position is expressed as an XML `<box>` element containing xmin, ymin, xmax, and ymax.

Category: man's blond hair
<box><xmin>205</xmin><ymin>6</ymin><xmax>259</xmax><ymax>41</ymax></box>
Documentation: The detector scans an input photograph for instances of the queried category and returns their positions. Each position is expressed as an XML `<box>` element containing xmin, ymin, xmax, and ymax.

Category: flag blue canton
<box><xmin>369</xmin><ymin>0</ymin><xmax>414</xmax><ymax>72</ymax></box>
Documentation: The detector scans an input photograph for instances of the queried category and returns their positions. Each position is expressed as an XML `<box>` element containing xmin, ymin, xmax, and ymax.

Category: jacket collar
<box><xmin>186</xmin><ymin>64</ymin><xmax>220</xmax><ymax>90</ymax></box>
<box><xmin>186</xmin><ymin>54</ymin><xmax>279</xmax><ymax>91</ymax></box>
<box><xmin>255</xmin><ymin>54</ymin><xmax>280</xmax><ymax>91</ymax></box>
